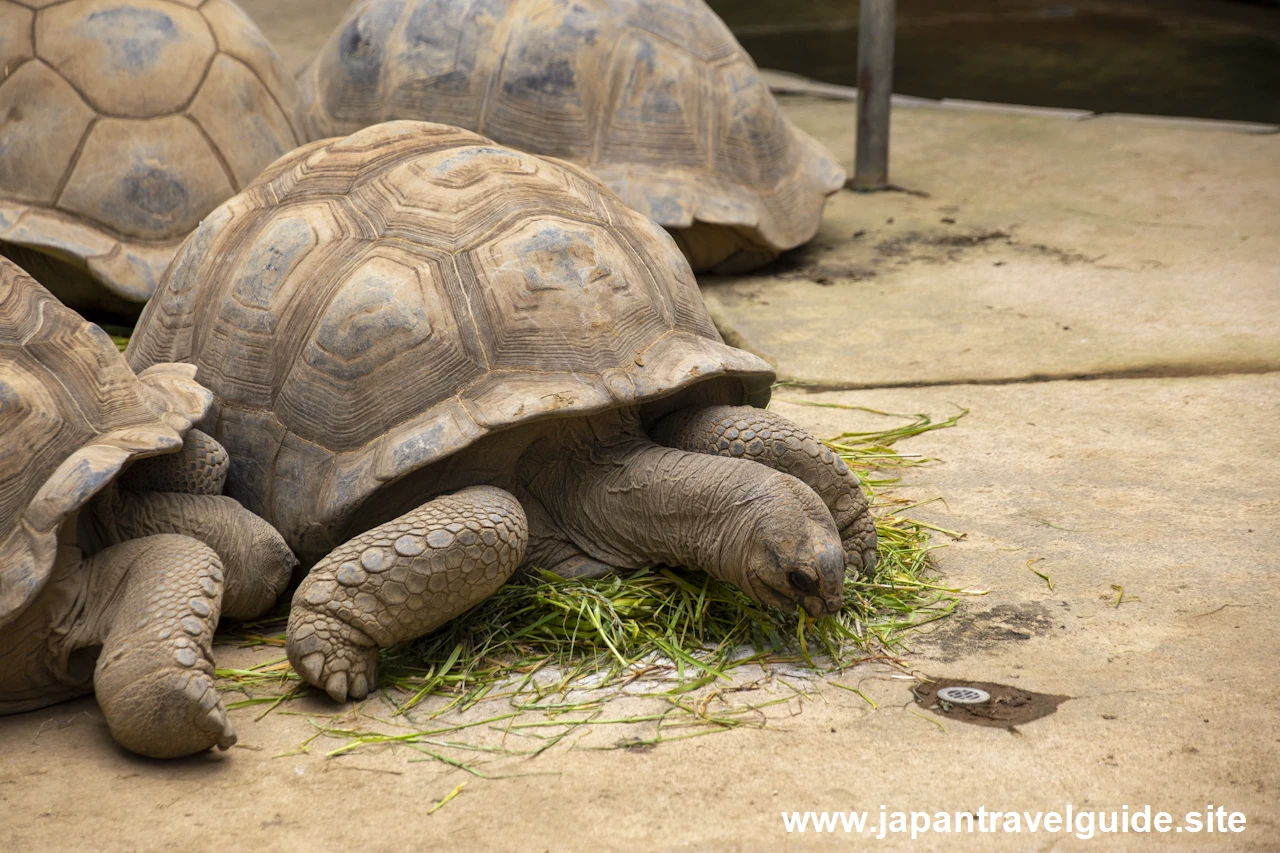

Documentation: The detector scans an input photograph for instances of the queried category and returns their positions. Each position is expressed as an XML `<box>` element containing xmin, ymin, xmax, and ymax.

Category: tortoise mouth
<box><xmin>758</xmin><ymin>580</ymin><xmax>841</xmax><ymax>619</ymax></box>
<box><xmin>750</xmin><ymin>530</ymin><xmax>846</xmax><ymax>619</ymax></box>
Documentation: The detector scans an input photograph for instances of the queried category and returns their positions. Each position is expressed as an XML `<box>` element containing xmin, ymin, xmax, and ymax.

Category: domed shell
<box><xmin>0</xmin><ymin>257</ymin><xmax>211</xmax><ymax>626</ymax></box>
<box><xmin>298</xmin><ymin>0</ymin><xmax>846</xmax><ymax>273</ymax></box>
<box><xmin>127</xmin><ymin>121</ymin><xmax>775</xmax><ymax>559</ymax></box>
<box><xmin>0</xmin><ymin>0</ymin><xmax>305</xmax><ymax>314</ymax></box>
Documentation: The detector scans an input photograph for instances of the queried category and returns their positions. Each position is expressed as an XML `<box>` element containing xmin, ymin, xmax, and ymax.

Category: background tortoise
<box><xmin>297</xmin><ymin>0</ymin><xmax>846</xmax><ymax>275</ymax></box>
<box><xmin>127</xmin><ymin>121</ymin><xmax>874</xmax><ymax>703</ymax></box>
<box><xmin>0</xmin><ymin>0</ymin><xmax>305</xmax><ymax>318</ymax></box>
<box><xmin>0</xmin><ymin>257</ymin><xmax>294</xmax><ymax>758</ymax></box>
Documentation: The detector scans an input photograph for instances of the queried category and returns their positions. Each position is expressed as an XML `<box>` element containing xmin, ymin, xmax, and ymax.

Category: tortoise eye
<box><xmin>787</xmin><ymin>570</ymin><xmax>818</xmax><ymax>594</ymax></box>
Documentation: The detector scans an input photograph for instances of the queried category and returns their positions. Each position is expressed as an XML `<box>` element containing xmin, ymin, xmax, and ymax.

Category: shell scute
<box><xmin>0</xmin><ymin>3</ymin><xmax>33</xmax><ymax>71</ymax></box>
<box><xmin>467</xmin><ymin>217</ymin><xmax>670</xmax><ymax>374</ymax></box>
<box><xmin>598</xmin><ymin>32</ymin><xmax>708</xmax><ymax>170</ymax></box>
<box><xmin>307</xmin><ymin>254</ymin><xmax>435</xmax><ymax>382</ymax></box>
<box><xmin>36</xmin><ymin>0</ymin><xmax>215</xmax><ymax>117</ymax></box>
<box><xmin>210</xmin><ymin>405</ymin><xmax>283</xmax><ymax>521</ymax></box>
<box><xmin>188</xmin><ymin>55</ymin><xmax>299</xmax><ymax>189</ymax></box>
<box><xmin>279</xmin><ymin>246</ymin><xmax>484</xmax><ymax>451</ymax></box>
<box><xmin>199</xmin><ymin>0</ymin><xmax>304</xmax><ymax>138</ymax></box>
<box><xmin>0</xmin><ymin>61</ymin><xmax>95</xmax><ymax>207</ymax></box>
<box><xmin>59</xmin><ymin>116</ymin><xmax>233</xmax><ymax>242</ymax></box>
<box><xmin>608</xmin><ymin>0</ymin><xmax>740</xmax><ymax>64</ymax></box>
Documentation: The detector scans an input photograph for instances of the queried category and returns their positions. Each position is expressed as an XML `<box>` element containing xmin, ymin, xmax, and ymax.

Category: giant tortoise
<box><xmin>0</xmin><ymin>0</ymin><xmax>305</xmax><ymax>317</ymax></box>
<box><xmin>127</xmin><ymin>122</ymin><xmax>874</xmax><ymax>703</ymax></box>
<box><xmin>0</xmin><ymin>257</ymin><xmax>294</xmax><ymax>758</ymax></box>
<box><xmin>298</xmin><ymin>0</ymin><xmax>846</xmax><ymax>274</ymax></box>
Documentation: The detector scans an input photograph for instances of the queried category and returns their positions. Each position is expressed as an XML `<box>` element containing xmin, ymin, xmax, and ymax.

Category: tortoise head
<box><xmin>742</xmin><ymin>509</ymin><xmax>846</xmax><ymax>619</ymax></box>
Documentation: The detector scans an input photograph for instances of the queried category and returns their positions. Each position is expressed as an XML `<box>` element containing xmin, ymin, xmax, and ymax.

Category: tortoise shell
<box><xmin>127</xmin><ymin>121</ymin><xmax>775</xmax><ymax>560</ymax></box>
<box><xmin>297</xmin><ymin>0</ymin><xmax>846</xmax><ymax>273</ymax></box>
<box><xmin>0</xmin><ymin>0</ymin><xmax>305</xmax><ymax>313</ymax></box>
<box><xmin>0</xmin><ymin>257</ymin><xmax>210</xmax><ymax>626</ymax></box>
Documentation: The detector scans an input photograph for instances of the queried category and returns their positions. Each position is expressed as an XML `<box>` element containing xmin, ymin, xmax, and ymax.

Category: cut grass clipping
<box><xmin>218</xmin><ymin>402</ymin><xmax>969</xmax><ymax>758</ymax></box>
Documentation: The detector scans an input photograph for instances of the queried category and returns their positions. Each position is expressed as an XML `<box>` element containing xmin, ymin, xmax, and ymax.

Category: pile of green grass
<box><xmin>219</xmin><ymin>402</ymin><xmax>968</xmax><ymax>740</ymax></box>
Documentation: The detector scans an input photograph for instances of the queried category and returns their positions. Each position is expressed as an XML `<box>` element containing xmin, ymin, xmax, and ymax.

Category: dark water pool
<box><xmin>706</xmin><ymin>0</ymin><xmax>1280</xmax><ymax>123</ymax></box>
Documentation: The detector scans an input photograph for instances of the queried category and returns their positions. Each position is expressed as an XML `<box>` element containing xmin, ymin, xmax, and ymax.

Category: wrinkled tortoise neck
<box><xmin>518</xmin><ymin>410</ymin><xmax>791</xmax><ymax>591</ymax></box>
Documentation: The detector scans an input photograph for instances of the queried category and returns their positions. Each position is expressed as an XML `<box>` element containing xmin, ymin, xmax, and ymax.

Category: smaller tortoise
<box><xmin>298</xmin><ymin>0</ymin><xmax>845</xmax><ymax>274</ymax></box>
<box><xmin>128</xmin><ymin>121</ymin><xmax>875</xmax><ymax>704</ymax></box>
<box><xmin>0</xmin><ymin>258</ymin><xmax>295</xmax><ymax>758</ymax></box>
<box><xmin>0</xmin><ymin>0</ymin><xmax>305</xmax><ymax>317</ymax></box>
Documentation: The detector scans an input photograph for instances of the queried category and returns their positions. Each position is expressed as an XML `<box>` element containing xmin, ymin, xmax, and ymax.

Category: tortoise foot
<box><xmin>285</xmin><ymin>486</ymin><xmax>528</xmax><ymax>704</ymax></box>
<box><xmin>103</xmin><ymin>668</ymin><xmax>236</xmax><ymax>757</ymax></box>
<box><xmin>287</xmin><ymin>615</ymin><xmax>380</xmax><ymax>703</ymax></box>
<box><xmin>89</xmin><ymin>535</ymin><xmax>237</xmax><ymax>758</ymax></box>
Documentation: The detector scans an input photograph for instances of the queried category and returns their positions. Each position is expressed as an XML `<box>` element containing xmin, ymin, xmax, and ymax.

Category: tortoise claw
<box><xmin>296</xmin><ymin>652</ymin><xmax>325</xmax><ymax>685</ymax></box>
<box><xmin>205</xmin><ymin>706</ymin><xmax>237</xmax><ymax>750</ymax></box>
<box><xmin>324</xmin><ymin>671</ymin><xmax>348</xmax><ymax>703</ymax></box>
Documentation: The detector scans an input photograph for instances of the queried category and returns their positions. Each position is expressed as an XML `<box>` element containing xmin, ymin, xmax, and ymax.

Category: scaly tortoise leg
<box><xmin>68</xmin><ymin>534</ymin><xmax>236</xmax><ymax>759</ymax></box>
<box><xmin>286</xmin><ymin>486</ymin><xmax>527</xmax><ymax>703</ymax></box>
<box><xmin>651</xmin><ymin>405</ymin><xmax>878</xmax><ymax>574</ymax></box>
<box><xmin>88</xmin><ymin>490</ymin><xmax>296</xmax><ymax>620</ymax></box>
<box><xmin>116</xmin><ymin>429</ymin><xmax>228</xmax><ymax>495</ymax></box>
<box><xmin>107</xmin><ymin>430</ymin><xmax>291</xmax><ymax>616</ymax></box>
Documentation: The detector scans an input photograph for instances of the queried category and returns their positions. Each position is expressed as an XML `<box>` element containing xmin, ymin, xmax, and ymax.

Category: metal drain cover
<box><xmin>937</xmin><ymin>686</ymin><xmax>991</xmax><ymax>704</ymax></box>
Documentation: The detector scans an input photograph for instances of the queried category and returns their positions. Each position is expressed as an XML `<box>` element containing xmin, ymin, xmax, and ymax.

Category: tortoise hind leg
<box><xmin>651</xmin><ymin>405</ymin><xmax>878</xmax><ymax>574</ymax></box>
<box><xmin>75</xmin><ymin>535</ymin><xmax>236</xmax><ymax>759</ymax></box>
<box><xmin>286</xmin><ymin>486</ymin><xmax>527</xmax><ymax>704</ymax></box>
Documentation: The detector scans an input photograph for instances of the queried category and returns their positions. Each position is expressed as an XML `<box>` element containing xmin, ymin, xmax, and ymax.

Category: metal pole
<box><xmin>853</xmin><ymin>0</ymin><xmax>895</xmax><ymax>190</ymax></box>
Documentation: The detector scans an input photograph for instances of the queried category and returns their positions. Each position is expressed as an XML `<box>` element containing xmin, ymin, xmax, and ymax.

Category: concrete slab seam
<box><xmin>763</xmin><ymin>70</ymin><xmax>1280</xmax><ymax>134</ymax></box>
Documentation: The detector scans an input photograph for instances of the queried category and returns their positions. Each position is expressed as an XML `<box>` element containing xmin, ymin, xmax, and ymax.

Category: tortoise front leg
<box><xmin>116</xmin><ymin>429</ymin><xmax>228</xmax><ymax>495</ymax></box>
<box><xmin>68</xmin><ymin>535</ymin><xmax>236</xmax><ymax>758</ymax></box>
<box><xmin>651</xmin><ymin>405</ymin><xmax>878</xmax><ymax>574</ymax></box>
<box><xmin>286</xmin><ymin>486</ymin><xmax>527</xmax><ymax>703</ymax></box>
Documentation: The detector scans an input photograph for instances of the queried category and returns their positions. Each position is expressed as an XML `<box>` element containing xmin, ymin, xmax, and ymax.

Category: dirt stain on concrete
<box><xmin>874</xmin><ymin>229</ymin><xmax>1013</xmax><ymax>263</ymax></box>
<box><xmin>759</xmin><ymin>226</ymin><xmax>1094</xmax><ymax>287</ymax></box>
<box><xmin>760</xmin><ymin>239</ymin><xmax>879</xmax><ymax>285</ymax></box>
<box><xmin>919</xmin><ymin>602</ymin><xmax>1059</xmax><ymax>662</ymax></box>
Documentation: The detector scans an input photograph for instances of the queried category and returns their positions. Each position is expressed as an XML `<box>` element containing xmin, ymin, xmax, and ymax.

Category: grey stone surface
<box><xmin>702</xmin><ymin>98</ymin><xmax>1280</xmax><ymax>387</ymax></box>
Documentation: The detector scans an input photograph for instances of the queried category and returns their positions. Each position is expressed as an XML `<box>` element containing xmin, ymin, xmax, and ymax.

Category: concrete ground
<box><xmin>3</xmin><ymin>3</ymin><xmax>1278</xmax><ymax>851</ymax></box>
<box><xmin>703</xmin><ymin>100</ymin><xmax>1280</xmax><ymax>387</ymax></box>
